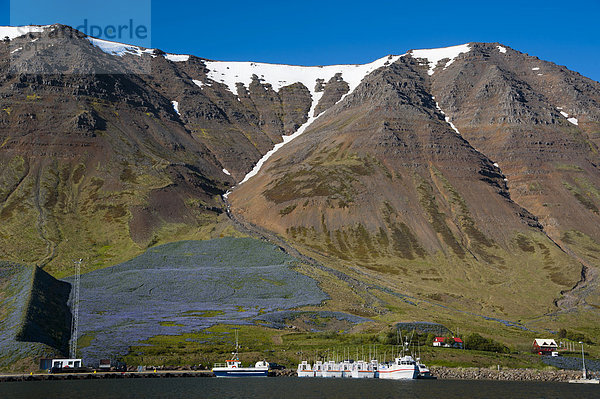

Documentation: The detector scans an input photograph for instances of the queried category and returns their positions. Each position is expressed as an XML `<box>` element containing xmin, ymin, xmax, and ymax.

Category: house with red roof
<box><xmin>433</xmin><ymin>336</ymin><xmax>463</xmax><ymax>349</ymax></box>
<box><xmin>532</xmin><ymin>339</ymin><xmax>557</xmax><ymax>355</ymax></box>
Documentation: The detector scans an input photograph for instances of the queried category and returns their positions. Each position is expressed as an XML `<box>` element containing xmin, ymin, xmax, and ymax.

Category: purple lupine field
<box><xmin>66</xmin><ymin>237</ymin><xmax>333</xmax><ymax>362</ymax></box>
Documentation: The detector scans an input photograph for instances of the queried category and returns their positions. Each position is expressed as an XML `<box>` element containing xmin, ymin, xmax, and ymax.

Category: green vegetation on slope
<box><xmin>0</xmin><ymin>262</ymin><xmax>70</xmax><ymax>372</ymax></box>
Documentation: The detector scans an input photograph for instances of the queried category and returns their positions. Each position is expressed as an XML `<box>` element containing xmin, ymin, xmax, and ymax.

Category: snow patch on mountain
<box><xmin>238</xmin><ymin>91</ymin><xmax>324</xmax><ymax>186</ymax></box>
<box><xmin>497</xmin><ymin>46</ymin><xmax>507</xmax><ymax>53</ymax></box>
<box><xmin>435</xmin><ymin>97</ymin><xmax>508</xmax><ymax>182</ymax></box>
<box><xmin>433</xmin><ymin>97</ymin><xmax>462</xmax><ymax>135</ymax></box>
<box><xmin>410</xmin><ymin>44</ymin><xmax>471</xmax><ymax>75</ymax></box>
<box><xmin>88</xmin><ymin>37</ymin><xmax>154</xmax><ymax>57</ymax></box>
<box><xmin>222</xmin><ymin>168</ymin><xmax>231</xmax><ymax>176</ymax></box>
<box><xmin>223</xmin><ymin>55</ymin><xmax>402</xmax><ymax>189</ymax></box>
<box><xmin>172</xmin><ymin>101</ymin><xmax>180</xmax><ymax>116</ymax></box>
<box><xmin>203</xmin><ymin>55</ymin><xmax>401</xmax><ymax>98</ymax></box>
<box><xmin>0</xmin><ymin>25</ymin><xmax>48</xmax><ymax>40</ymax></box>
<box><xmin>165</xmin><ymin>54</ymin><xmax>190</xmax><ymax>62</ymax></box>
<box><xmin>532</xmin><ymin>67</ymin><xmax>540</xmax><ymax>71</ymax></box>
<box><xmin>559</xmin><ymin>109</ymin><xmax>579</xmax><ymax>125</ymax></box>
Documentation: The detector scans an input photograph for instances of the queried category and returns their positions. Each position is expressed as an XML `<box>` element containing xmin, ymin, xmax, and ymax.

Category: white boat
<box><xmin>297</xmin><ymin>360</ymin><xmax>314</xmax><ymax>377</ymax></box>
<box><xmin>212</xmin><ymin>359</ymin><xmax>269</xmax><ymax>377</ymax></box>
<box><xmin>569</xmin><ymin>378</ymin><xmax>599</xmax><ymax>384</ymax></box>
<box><xmin>416</xmin><ymin>358</ymin><xmax>435</xmax><ymax>379</ymax></box>
<box><xmin>377</xmin><ymin>355</ymin><xmax>419</xmax><ymax>380</ymax></box>
<box><xmin>322</xmin><ymin>360</ymin><xmax>342</xmax><ymax>378</ymax></box>
<box><xmin>340</xmin><ymin>360</ymin><xmax>353</xmax><ymax>377</ymax></box>
<box><xmin>350</xmin><ymin>360</ymin><xmax>376</xmax><ymax>378</ymax></box>
<box><xmin>314</xmin><ymin>361</ymin><xmax>324</xmax><ymax>377</ymax></box>
<box><xmin>212</xmin><ymin>331</ymin><xmax>269</xmax><ymax>377</ymax></box>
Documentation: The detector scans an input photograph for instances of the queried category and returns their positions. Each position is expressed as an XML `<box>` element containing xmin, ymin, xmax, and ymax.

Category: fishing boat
<box><xmin>313</xmin><ymin>360</ymin><xmax>324</xmax><ymax>377</ymax></box>
<box><xmin>340</xmin><ymin>360</ymin><xmax>353</xmax><ymax>377</ymax></box>
<box><xmin>350</xmin><ymin>360</ymin><xmax>376</xmax><ymax>378</ymax></box>
<box><xmin>297</xmin><ymin>361</ymin><xmax>314</xmax><ymax>377</ymax></box>
<box><xmin>212</xmin><ymin>331</ymin><xmax>269</xmax><ymax>377</ymax></box>
<box><xmin>322</xmin><ymin>360</ymin><xmax>343</xmax><ymax>378</ymax></box>
<box><xmin>377</xmin><ymin>355</ymin><xmax>419</xmax><ymax>380</ymax></box>
<box><xmin>416</xmin><ymin>358</ymin><xmax>436</xmax><ymax>379</ymax></box>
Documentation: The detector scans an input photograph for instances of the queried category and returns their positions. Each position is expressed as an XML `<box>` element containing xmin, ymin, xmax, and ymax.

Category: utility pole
<box><xmin>579</xmin><ymin>341</ymin><xmax>587</xmax><ymax>379</ymax></box>
<box><xmin>69</xmin><ymin>259</ymin><xmax>82</xmax><ymax>359</ymax></box>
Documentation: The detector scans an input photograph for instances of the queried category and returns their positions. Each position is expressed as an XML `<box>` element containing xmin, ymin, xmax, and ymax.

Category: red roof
<box><xmin>434</xmin><ymin>337</ymin><xmax>463</xmax><ymax>343</ymax></box>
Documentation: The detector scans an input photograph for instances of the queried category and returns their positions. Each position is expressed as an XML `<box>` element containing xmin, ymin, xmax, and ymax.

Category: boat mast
<box><xmin>233</xmin><ymin>329</ymin><xmax>239</xmax><ymax>360</ymax></box>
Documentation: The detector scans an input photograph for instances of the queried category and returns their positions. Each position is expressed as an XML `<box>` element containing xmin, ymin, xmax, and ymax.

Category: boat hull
<box><xmin>351</xmin><ymin>370</ymin><xmax>375</xmax><ymax>378</ymax></box>
<box><xmin>377</xmin><ymin>367</ymin><xmax>418</xmax><ymax>380</ymax></box>
<box><xmin>212</xmin><ymin>367</ymin><xmax>269</xmax><ymax>377</ymax></box>
<box><xmin>568</xmin><ymin>379</ymin><xmax>599</xmax><ymax>384</ymax></box>
<box><xmin>322</xmin><ymin>370</ymin><xmax>342</xmax><ymax>378</ymax></box>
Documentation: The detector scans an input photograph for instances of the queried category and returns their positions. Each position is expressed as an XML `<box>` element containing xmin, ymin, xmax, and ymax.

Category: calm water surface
<box><xmin>0</xmin><ymin>377</ymin><xmax>598</xmax><ymax>399</ymax></box>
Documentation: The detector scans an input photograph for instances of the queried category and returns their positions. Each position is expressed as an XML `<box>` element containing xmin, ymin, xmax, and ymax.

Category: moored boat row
<box><xmin>212</xmin><ymin>330</ymin><xmax>435</xmax><ymax>379</ymax></box>
<box><xmin>297</xmin><ymin>355</ymin><xmax>433</xmax><ymax>380</ymax></box>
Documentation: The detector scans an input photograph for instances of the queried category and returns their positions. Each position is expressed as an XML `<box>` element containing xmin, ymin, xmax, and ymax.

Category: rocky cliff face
<box><xmin>1</xmin><ymin>26</ymin><xmax>599</xmax><ymax>321</ymax></box>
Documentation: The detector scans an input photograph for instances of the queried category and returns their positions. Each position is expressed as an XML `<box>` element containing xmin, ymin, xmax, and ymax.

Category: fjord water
<box><xmin>1</xmin><ymin>378</ymin><xmax>598</xmax><ymax>399</ymax></box>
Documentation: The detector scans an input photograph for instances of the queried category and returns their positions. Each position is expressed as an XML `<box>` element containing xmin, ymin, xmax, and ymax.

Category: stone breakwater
<box><xmin>430</xmin><ymin>366</ymin><xmax>599</xmax><ymax>382</ymax></box>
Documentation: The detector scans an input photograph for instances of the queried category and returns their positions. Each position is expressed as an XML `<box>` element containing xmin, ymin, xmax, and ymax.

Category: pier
<box><xmin>0</xmin><ymin>370</ymin><xmax>214</xmax><ymax>383</ymax></box>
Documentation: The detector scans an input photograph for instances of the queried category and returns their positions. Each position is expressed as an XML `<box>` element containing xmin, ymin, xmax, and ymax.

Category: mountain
<box><xmin>228</xmin><ymin>43</ymin><xmax>599</xmax><ymax>319</ymax></box>
<box><xmin>1</xmin><ymin>25</ymin><xmax>600</xmax><ymax>363</ymax></box>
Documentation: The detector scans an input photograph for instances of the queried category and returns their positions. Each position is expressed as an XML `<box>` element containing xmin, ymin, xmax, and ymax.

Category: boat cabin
<box><xmin>341</xmin><ymin>361</ymin><xmax>352</xmax><ymax>372</ymax></box>
<box><xmin>353</xmin><ymin>361</ymin><xmax>368</xmax><ymax>371</ymax></box>
<box><xmin>314</xmin><ymin>361</ymin><xmax>323</xmax><ymax>373</ymax></box>
<box><xmin>298</xmin><ymin>361</ymin><xmax>312</xmax><ymax>371</ymax></box>
<box><xmin>395</xmin><ymin>356</ymin><xmax>416</xmax><ymax>366</ymax></box>
<box><xmin>324</xmin><ymin>360</ymin><xmax>339</xmax><ymax>371</ymax></box>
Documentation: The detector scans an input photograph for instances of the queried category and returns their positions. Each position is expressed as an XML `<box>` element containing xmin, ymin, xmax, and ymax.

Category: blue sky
<box><xmin>1</xmin><ymin>0</ymin><xmax>599</xmax><ymax>82</ymax></box>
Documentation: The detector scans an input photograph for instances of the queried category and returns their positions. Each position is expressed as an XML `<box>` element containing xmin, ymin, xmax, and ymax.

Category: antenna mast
<box><xmin>69</xmin><ymin>259</ymin><xmax>82</xmax><ymax>359</ymax></box>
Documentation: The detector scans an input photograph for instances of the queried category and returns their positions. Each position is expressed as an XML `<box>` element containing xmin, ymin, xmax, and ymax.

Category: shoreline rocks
<box><xmin>430</xmin><ymin>366</ymin><xmax>599</xmax><ymax>382</ymax></box>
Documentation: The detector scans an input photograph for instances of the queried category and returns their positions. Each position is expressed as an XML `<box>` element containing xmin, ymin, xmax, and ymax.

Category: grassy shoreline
<box><xmin>121</xmin><ymin>324</ymin><xmax>597</xmax><ymax>373</ymax></box>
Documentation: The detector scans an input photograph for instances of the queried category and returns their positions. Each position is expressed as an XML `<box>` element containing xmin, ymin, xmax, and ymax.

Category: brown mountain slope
<box><xmin>0</xmin><ymin>25</ymin><xmax>330</xmax><ymax>275</ymax></box>
<box><xmin>228</xmin><ymin>55</ymin><xmax>583</xmax><ymax>318</ymax></box>
<box><xmin>428</xmin><ymin>43</ymin><xmax>600</xmax><ymax>308</ymax></box>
